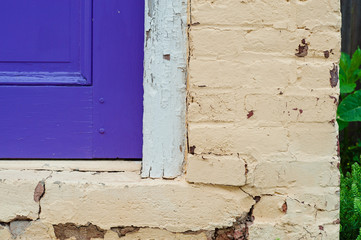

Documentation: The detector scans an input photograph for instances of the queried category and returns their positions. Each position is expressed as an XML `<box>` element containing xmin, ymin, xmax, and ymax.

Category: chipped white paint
<box><xmin>142</xmin><ymin>0</ymin><xmax>188</xmax><ymax>178</ymax></box>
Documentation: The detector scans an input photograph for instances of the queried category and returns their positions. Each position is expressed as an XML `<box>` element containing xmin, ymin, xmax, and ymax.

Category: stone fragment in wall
<box><xmin>9</xmin><ymin>220</ymin><xmax>31</xmax><ymax>238</ymax></box>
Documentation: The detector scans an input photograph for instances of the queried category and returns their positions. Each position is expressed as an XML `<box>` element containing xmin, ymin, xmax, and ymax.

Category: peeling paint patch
<box><xmin>34</xmin><ymin>181</ymin><xmax>45</xmax><ymax>203</ymax></box>
<box><xmin>163</xmin><ymin>54</ymin><xmax>171</xmax><ymax>61</ymax></box>
<box><xmin>324</xmin><ymin>49</ymin><xmax>334</xmax><ymax>58</ymax></box>
<box><xmin>329</xmin><ymin>95</ymin><xmax>338</xmax><ymax>104</ymax></box>
<box><xmin>189</xmin><ymin>146</ymin><xmax>196</xmax><ymax>155</ymax></box>
<box><xmin>330</xmin><ymin>63</ymin><xmax>339</xmax><ymax>88</ymax></box>
<box><xmin>282</xmin><ymin>202</ymin><xmax>288</xmax><ymax>213</ymax></box>
<box><xmin>323</xmin><ymin>50</ymin><xmax>330</xmax><ymax>58</ymax></box>
<box><xmin>142</xmin><ymin>0</ymin><xmax>188</xmax><ymax>178</ymax></box>
<box><xmin>329</xmin><ymin>119</ymin><xmax>336</xmax><ymax>126</ymax></box>
<box><xmin>53</xmin><ymin>223</ymin><xmax>105</xmax><ymax>240</ymax></box>
<box><xmin>295</xmin><ymin>39</ymin><xmax>308</xmax><ymax>57</ymax></box>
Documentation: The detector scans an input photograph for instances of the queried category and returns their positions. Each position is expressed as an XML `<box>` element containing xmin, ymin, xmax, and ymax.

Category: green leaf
<box><xmin>354</xmin><ymin>69</ymin><xmax>361</xmax><ymax>79</ymax></box>
<box><xmin>341</xmin><ymin>82</ymin><xmax>357</xmax><ymax>94</ymax></box>
<box><xmin>350</xmin><ymin>69</ymin><xmax>361</xmax><ymax>84</ymax></box>
<box><xmin>341</xmin><ymin>52</ymin><xmax>351</xmax><ymax>72</ymax></box>
<box><xmin>339</xmin><ymin>65</ymin><xmax>347</xmax><ymax>79</ymax></box>
<box><xmin>350</xmin><ymin>48</ymin><xmax>361</xmax><ymax>74</ymax></box>
<box><xmin>338</xmin><ymin>119</ymin><xmax>349</xmax><ymax>130</ymax></box>
<box><xmin>338</xmin><ymin>90</ymin><xmax>361</xmax><ymax>122</ymax></box>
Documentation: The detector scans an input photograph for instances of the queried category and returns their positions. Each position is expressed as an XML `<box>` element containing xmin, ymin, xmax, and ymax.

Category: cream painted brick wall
<box><xmin>186</xmin><ymin>0</ymin><xmax>340</xmax><ymax>239</ymax></box>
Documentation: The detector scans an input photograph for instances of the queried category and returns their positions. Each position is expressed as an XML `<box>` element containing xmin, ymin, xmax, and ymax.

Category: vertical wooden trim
<box><xmin>341</xmin><ymin>0</ymin><xmax>361</xmax><ymax>54</ymax></box>
<box><xmin>142</xmin><ymin>0</ymin><xmax>188</xmax><ymax>178</ymax></box>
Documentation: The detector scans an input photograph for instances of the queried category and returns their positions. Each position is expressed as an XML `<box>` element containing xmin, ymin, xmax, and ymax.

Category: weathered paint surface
<box><xmin>187</xmin><ymin>0</ymin><xmax>341</xmax><ymax>239</ymax></box>
<box><xmin>142</xmin><ymin>0</ymin><xmax>188</xmax><ymax>178</ymax></box>
<box><xmin>0</xmin><ymin>0</ymin><xmax>341</xmax><ymax>239</ymax></box>
<box><xmin>0</xmin><ymin>169</ymin><xmax>254</xmax><ymax>239</ymax></box>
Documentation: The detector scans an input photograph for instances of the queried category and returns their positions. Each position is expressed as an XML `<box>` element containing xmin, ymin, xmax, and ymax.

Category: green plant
<box><xmin>338</xmin><ymin>47</ymin><xmax>361</xmax><ymax>130</ymax></box>
<box><xmin>341</xmin><ymin>163</ymin><xmax>361</xmax><ymax>239</ymax></box>
<box><xmin>338</xmin><ymin>48</ymin><xmax>361</xmax><ymax>174</ymax></box>
<box><xmin>340</xmin><ymin>136</ymin><xmax>361</xmax><ymax>175</ymax></box>
<box><xmin>339</xmin><ymin>48</ymin><xmax>361</xmax><ymax>239</ymax></box>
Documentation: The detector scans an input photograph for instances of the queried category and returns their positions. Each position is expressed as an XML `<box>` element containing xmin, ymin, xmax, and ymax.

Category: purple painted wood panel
<box><xmin>0</xmin><ymin>1</ymin><xmax>144</xmax><ymax>159</ymax></box>
<box><xmin>0</xmin><ymin>87</ymin><xmax>93</xmax><ymax>158</ymax></box>
<box><xmin>92</xmin><ymin>0</ymin><xmax>144</xmax><ymax>158</ymax></box>
<box><xmin>0</xmin><ymin>0</ymin><xmax>92</xmax><ymax>85</ymax></box>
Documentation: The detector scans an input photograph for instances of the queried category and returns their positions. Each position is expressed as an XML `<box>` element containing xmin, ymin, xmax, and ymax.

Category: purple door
<box><xmin>0</xmin><ymin>1</ymin><xmax>144</xmax><ymax>159</ymax></box>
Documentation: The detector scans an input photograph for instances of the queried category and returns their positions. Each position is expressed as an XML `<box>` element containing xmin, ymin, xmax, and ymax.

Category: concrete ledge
<box><xmin>0</xmin><ymin>169</ymin><xmax>254</xmax><ymax>233</ymax></box>
<box><xmin>0</xmin><ymin>161</ymin><xmax>141</xmax><ymax>173</ymax></box>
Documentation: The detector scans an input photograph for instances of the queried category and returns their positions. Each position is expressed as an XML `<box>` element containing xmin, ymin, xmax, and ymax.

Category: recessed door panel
<box><xmin>0</xmin><ymin>0</ymin><xmax>92</xmax><ymax>85</ymax></box>
<box><xmin>0</xmin><ymin>86</ymin><xmax>93</xmax><ymax>158</ymax></box>
<box><xmin>0</xmin><ymin>1</ymin><xmax>71</xmax><ymax>62</ymax></box>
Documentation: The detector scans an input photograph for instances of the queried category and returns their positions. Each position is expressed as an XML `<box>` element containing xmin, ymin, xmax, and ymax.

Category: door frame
<box><xmin>141</xmin><ymin>0</ymin><xmax>188</xmax><ymax>179</ymax></box>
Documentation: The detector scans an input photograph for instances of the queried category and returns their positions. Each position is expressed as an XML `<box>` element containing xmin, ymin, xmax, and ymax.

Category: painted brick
<box><xmin>295</xmin><ymin>0</ymin><xmax>341</xmax><ymax>29</ymax></box>
<box><xmin>191</xmin><ymin>0</ymin><xmax>340</xmax><ymax>30</ymax></box>
<box><xmin>190</xmin><ymin>27</ymin><xmax>340</xmax><ymax>61</ymax></box>
<box><xmin>189</xmin><ymin>58</ymin><xmax>294</xmax><ymax>89</ymax></box>
<box><xmin>251</xmin><ymin>160</ymin><xmax>339</xmax><ymax>189</ymax></box>
<box><xmin>294</xmin><ymin>62</ymin><xmax>340</xmax><ymax>89</ymax></box>
<box><xmin>245</xmin><ymin>94</ymin><xmax>337</xmax><ymax>123</ymax></box>
<box><xmin>191</xmin><ymin>0</ymin><xmax>294</xmax><ymax>27</ymax></box>
<box><xmin>190</xmin><ymin>28</ymin><xmax>295</xmax><ymax>60</ymax></box>
<box><xmin>186</xmin><ymin>154</ymin><xmax>247</xmax><ymax>186</ymax></box>
<box><xmin>188</xmin><ymin>124</ymin><xmax>289</xmax><ymax>155</ymax></box>
<box><xmin>188</xmin><ymin>0</ymin><xmax>341</xmax><ymax>238</ymax></box>
<box><xmin>188</xmin><ymin>89</ymin><xmax>246</xmax><ymax>123</ymax></box>
<box><xmin>252</xmin><ymin>195</ymin><xmax>287</xmax><ymax>223</ymax></box>
<box><xmin>288</xmin><ymin>123</ymin><xmax>338</xmax><ymax>157</ymax></box>
<box><xmin>189</xmin><ymin>91</ymin><xmax>338</xmax><ymax>124</ymax></box>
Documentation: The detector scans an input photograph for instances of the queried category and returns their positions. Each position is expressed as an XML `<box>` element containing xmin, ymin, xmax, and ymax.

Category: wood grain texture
<box><xmin>142</xmin><ymin>0</ymin><xmax>188</xmax><ymax>178</ymax></box>
<box><xmin>341</xmin><ymin>0</ymin><xmax>361</xmax><ymax>54</ymax></box>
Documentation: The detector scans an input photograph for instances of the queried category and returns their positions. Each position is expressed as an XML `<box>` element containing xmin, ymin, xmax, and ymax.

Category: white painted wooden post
<box><xmin>142</xmin><ymin>0</ymin><xmax>188</xmax><ymax>178</ymax></box>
